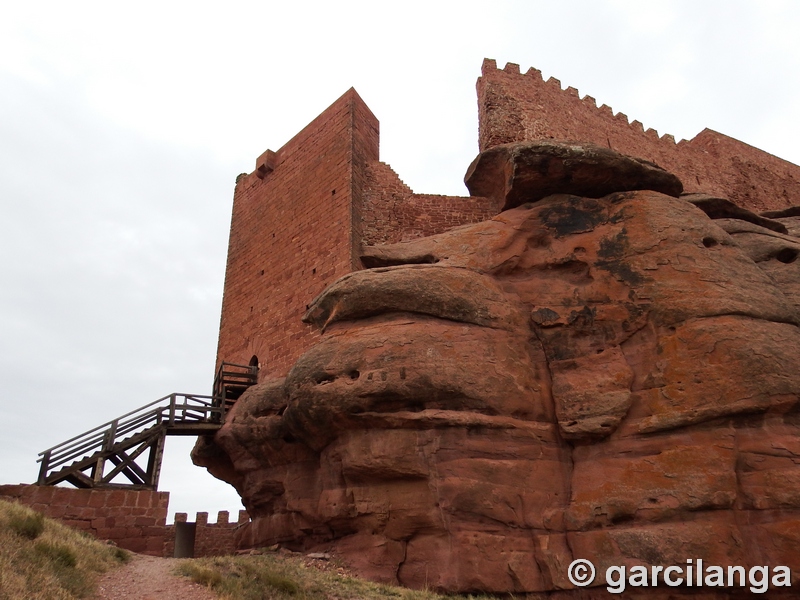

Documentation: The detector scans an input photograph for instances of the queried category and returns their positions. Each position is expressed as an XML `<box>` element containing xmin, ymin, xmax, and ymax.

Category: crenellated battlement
<box><xmin>478</xmin><ymin>58</ymin><xmax>682</xmax><ymax>150</ymax></box>
<box><xmin>477</xmin><ymin>58</ymin><xmax>800</xmax><ymax>212</ymax></box>
<box><xmin>164</xmin><ymin>509</ymin><xmax>250</xmax><ymax>558</ymax></box>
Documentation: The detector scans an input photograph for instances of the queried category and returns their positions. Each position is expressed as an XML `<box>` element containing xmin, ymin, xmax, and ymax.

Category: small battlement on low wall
<box><xmin>164</xmin><ymin>509</ymin><xmax>250</xmax><ymax>558</ymax></box>
<box><xmin>0</xmin><ymin>484</ymin><xmax>249</xmax><ymax>558</ymax></box>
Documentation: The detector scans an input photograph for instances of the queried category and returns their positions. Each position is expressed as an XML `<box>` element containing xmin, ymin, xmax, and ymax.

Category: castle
<box><xmin>11</xmin><ymin>61</ymin><xmax>800</xmax><ymax>575</ymax></box>
<box><xmin>215</xmin><ymin>58</ymin><xmax>800</xmax><ymax>379</ymax></box>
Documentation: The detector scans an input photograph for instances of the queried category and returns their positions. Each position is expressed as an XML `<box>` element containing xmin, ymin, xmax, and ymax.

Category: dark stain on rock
<box><xmin>539</xmin><ymin>197</ymin><xmax>608</xmax><ymax>237</ymax></box>
<box><xmin>596</xmin><ymin>229</ymin><xmax>646</xmax><ymax>285</ymax></box>
<box><xmin>598</xmin><ymin>230</ymin><xmax>629</xmax><ymax>260</ymax></box>
<box><xmin>567</xmin><ymin>305</ymin><xmax>596</xmax><ymax>328</ymax></box>
<box><xmin>531</xmin><ymin>307</ymin><xmax>561</xmax><ymax>326</ymax></box>
<box><xmin>596</xmin><ymin>260</ymin><xmax>645</xmax><ymax>286</ymax></box>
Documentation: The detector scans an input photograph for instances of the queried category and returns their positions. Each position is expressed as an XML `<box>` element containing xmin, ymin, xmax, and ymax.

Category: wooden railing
<box><xmin>212</xmin><ymin>362</ymin><xmax>258</xmax><ymax>404</ymax></box>
<box><xmin>37</xmin><ymin>393</ymin><xmax>220</xmax><ymax>487</ymax></box>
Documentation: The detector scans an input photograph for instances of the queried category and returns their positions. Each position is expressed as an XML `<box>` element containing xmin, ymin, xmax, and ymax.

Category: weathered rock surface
<box><xmin>195</xmin><ymin>149</ymin><xmax>800</xmax><ymax>596</ymax></box>
<box><xmin>464</xmin><ymin>139</ymin><xmax>683</xmax><ymax>210</ymax></box>
<box><xmin>684</xmin><ymin>192</ymin><xmax>788</xmax><ymax>233</ymax></box>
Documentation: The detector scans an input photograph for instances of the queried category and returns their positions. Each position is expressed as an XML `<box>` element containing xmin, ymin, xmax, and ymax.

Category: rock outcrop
<box><xmin>194</xmin><ymin>141</ymin><xmax>800</xmax><ymax>596</ymax></box>
<box><xmin>464</xmin><ymin>140</ymin><xmax>684</xmax><ymax>210</ymax></box>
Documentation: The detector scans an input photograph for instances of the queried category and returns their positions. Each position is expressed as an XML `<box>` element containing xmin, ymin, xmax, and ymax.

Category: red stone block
<box><xmin>106</xmin><ymin>490</ymin><xmax>126</xmax><ymax>508</ymax></box>
<box><xmin>77</xmin><ymin>507</ymin><xmax>95</xmax><ymax>519</ymax></box>
<box><xmin>114</xmin><ymin>515</ymin><xmax>135</xmax><ymax>527</ymax></box>
<box><xmin>32</xmin><ymin>486</ymin><xmax>55</xmax><ymax>504</ymax></box>
<box><xmin>119</xmin><ymin>537</ymin><xmax>146</xmax><ymax>553</ymax></box>
<box><xmin>87</xmin><ymin>492</ymin><xmax>106</xmax><ymax>508</ymax></box>
<box><xmin>108</xmin><ymin>526</ymin><xmax>131</xmax><ymax>540</ymax></box>
<box><xmin>51</xmin><ymin>487</ymin><xmax>75</xmax><ymax>507</ymax></box>
<box><xmin>46</xmin><ymin>505</ymin><xmax>66</xmax><ymax>519</ymax></box>
<box><xmin>144</xmin><ymin>537</ymin><xmax>164</xmax><ymax>555</ymax></box>
<box><xmin>62</xmin><ymin>519</ymin><xmax>89</xmax><ymax>530</ymax></box>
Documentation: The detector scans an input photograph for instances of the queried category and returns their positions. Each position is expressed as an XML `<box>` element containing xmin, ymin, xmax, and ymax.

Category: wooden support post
<box><xmin>106</xmin><ymin>453</ymin><xmax>146</xmax><ymax>486</ymax></box>
<box><xmin>101</xmin><ymin>438</ymin><xmax>154</xmax><ymax>485</ymax></box>
<box><xmin>169</xmin><ymin>394</ymin><xmax>176</xmax><ymax>426</ymax></box>
<box><xmin>147</xmin><ymin>431</ymin><xmax>167</xmax><ymax>490</ymax></box>
<box><xmin>93</xmin><ymin>420</ymin><xmax>117</xmax><ymax>484</ymax></box>
<box><xmin>37</xmin><ymin>450</ymin><xmax>51</xmax><ymax>485</ymax></box>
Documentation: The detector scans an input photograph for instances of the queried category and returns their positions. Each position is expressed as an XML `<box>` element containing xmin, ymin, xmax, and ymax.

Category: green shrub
<box><xmin>34</xmin><ymin>540</ymin><xmax>78</xmax><ymax>568</ymax></box>
<box><xmin>261</xmin><ymin>571</ymin><xmax>300</xmax><ymax>595</ymax></box>
<box><xmin>178</xmin><ymin>562</ymin><xmax>224</xmax><ymax>588</ymax></box>
<box><xmin>8</xmin><ymin>510</ymin><xmax>45</xmax><ymax>540</ymax></box>
<box><xmin>112</xmin><ymin>546</ymin><xmax>131</xmax><ymax>563</ymax></box>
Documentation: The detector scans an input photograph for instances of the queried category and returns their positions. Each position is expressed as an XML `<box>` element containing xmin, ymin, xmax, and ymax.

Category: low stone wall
<box><xmin>0</xmin><ymin>484</ymin><xmax>168</xmax><ymax>556</ymax></box>
<box><xmin>164</xmin><ymin>510</ymin><xmax>249</xmax><ymax>557</ymax></box>
<box><xmin>1</xmin><ymin>484</ymin><xmax>250</xmax><ymax>558</ymax></box>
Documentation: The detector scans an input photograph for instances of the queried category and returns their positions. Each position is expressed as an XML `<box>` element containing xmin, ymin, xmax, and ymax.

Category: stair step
<box><xmin>38</xmin><ymin>393</ymin><xmax>229</xmax><ymax>489</ymax></box>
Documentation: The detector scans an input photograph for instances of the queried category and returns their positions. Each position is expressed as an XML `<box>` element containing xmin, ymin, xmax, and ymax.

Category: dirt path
<box><xmin>91</xmin><ymin>554</ymin><xmax>218</xmax><ymax>600</ymax></box>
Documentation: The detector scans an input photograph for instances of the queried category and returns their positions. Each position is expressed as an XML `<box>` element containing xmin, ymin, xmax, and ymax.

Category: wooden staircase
<box><xmin>37</xmin><ymin>362</ymin><xmax>258</xmax><ymax>491</ymax></box>
<box><xmin>212</xmin><ymin>362</ymin><xmax>259</xmax><ymax>413</ymax></box>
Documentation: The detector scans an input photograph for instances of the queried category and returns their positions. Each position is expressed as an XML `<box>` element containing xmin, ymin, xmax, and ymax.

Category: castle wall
<box><xmin>216</xmin><ymin>90</ymin><xmax>496</xmax><ymax>378</ymax></box>
<box><xmin>163</xmin><ymin>509</ymin><xmax>249</xmax><ymax>558</ymax></box>
<box><xmin>1</xmin><ymin>484</ymin><xmax>251</xmax><ymax>558</ymax></box>
<box><xmin>217</xmin><ymin>60</ymin><xmax>800</xmax><ymax>380</ymax></box>
<box><xmin>216</xmin><ymin>88</ymin><xmax>379</xmax><ymax>378</ymax></box>
<box><xmin>360</xmin><ymin>161</ymin><xmax>497</xmax><ymax>245</ymax></box>
<box><xmin>0</xmin><ymin>484</ymin><xmax>168</xmax><ymax>556</ymax></box>
<box><xmin>477</xmin><ymin>59</ymin><xmax>800</xmax><ymax>212</ymax></box>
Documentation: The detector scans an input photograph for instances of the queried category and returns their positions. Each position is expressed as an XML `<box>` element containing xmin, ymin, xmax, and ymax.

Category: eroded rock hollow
<box><xmin>194</xmin><ymin>141</ymin><xmax>800</xmax><ymax>596</ymax></box>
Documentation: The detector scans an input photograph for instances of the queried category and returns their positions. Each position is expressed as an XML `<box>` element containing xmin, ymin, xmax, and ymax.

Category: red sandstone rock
<box><xmin>464</xmin><ymin>140</ymin><xmax>683</xmax><ymax>210</ymax></box>
<box><xmin>683</xmin><ymin>192</ymin><xmax>788</xmax><ymax>234</ymax></box>
<box><xmin>195</xmin><ymin>180</ymin><xmax>800</xmax><ymax>595</ymax></box>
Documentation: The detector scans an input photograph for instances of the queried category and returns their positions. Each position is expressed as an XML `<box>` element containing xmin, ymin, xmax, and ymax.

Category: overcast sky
<box><xmin>2</xmin><ymin>1</ymin><xmax>799</xmax><ymax>521</ymax></box>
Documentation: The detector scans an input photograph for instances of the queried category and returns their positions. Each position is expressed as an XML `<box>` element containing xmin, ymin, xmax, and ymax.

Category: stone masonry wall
<box><xmin>164</xmin><ymin>509</ymin><xmax>249</xmax><ymax>558</ymax></box>
<box><xmin>360</xmin><ymin>161</ymin><xmax>498</xmax><ymax>245</ymax></box>
<box><xmin>215</xmin><ymin>89</ymin><xmax>498</xmax><ymax>379</ymax></box>
<box><xmin>477</xmin><ymin>58</ymin><xmax>800</xmax><ymax>212</ymax></box>
<box><xmin>0</xmin><ymin>484</ymin><xmax>168</xmax><ymax>556</ymax></box>
<box><xmin>215</xmin><ymin>88</ymin><xmax>378</xmax><ymax>379</ymax></box>
<box><xmin>216</xmin><ymin>59</ymin><xmax>800</xmax><ymax>381</ymax></box>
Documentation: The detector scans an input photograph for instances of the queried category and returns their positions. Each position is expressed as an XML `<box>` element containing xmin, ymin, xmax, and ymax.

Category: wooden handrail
<box><xmin>37</xmin><ymin>394</ymin><xmax>218</xmax><ymax>466</ymax></box>
<box><xmin>212</xmin><ymin>362</ymin><xmax>258</xmax><ymax>403</ymax></box>
<box><xmin>37</xmin><ymin>394</ymin><xmax>173</xmax><ymax>455</ymax></box>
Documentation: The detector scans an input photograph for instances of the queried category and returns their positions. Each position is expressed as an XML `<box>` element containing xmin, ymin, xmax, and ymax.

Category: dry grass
<box><xmin>177</xmin><ymin>552</ymin><xmax>500</xmax><ymax>600</ymax></box>
<box><xmin>0</xmin><ymin>499</ymin><xmax>129</xmax><ymax>600</ymax></box>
